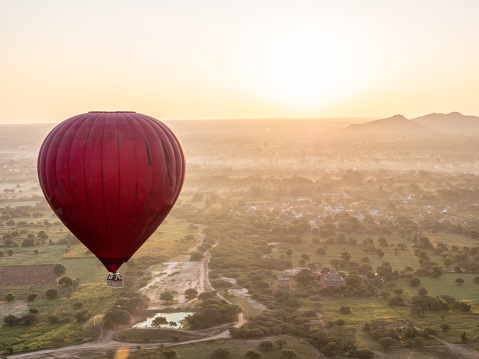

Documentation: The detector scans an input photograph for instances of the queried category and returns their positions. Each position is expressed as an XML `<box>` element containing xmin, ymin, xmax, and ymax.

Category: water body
<box><xmin>133</xmin><ymin>312</ymin><xmax>194</xmax><ymax>329</ymax></box>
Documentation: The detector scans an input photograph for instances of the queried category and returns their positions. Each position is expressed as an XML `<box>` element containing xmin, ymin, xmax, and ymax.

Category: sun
<box><xmin>242</xmin><ymin>27</ymin><xmax>369</xmax><ymax>111</ymax></box>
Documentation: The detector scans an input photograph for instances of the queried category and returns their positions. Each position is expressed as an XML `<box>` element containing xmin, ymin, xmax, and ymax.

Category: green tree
<box><xmin>46</xmin><ymin>288</ymin><xmax>59</xmax><ymax>300</ymax></box>
<box><xmin>378</xmin><ymin>337</ymin><xmax>395</xmax><ymax>350</ymax></box>
<box><xmin>37</xmin><ymin>230</ymin><xmax>49</xmax><ymax>239</ymax></box>
<box><xmin>409</xmin><ymin>277</ymin><xmax>421</xmax><ymax>287</ymax></box>
<box><xmin>21</xmin><ymin>238</ymin><xmax>35</xmax><ymax>247</ymax></box>
<box><xmin>244</xmin><ymin>349</ymin><xmax>261</xmax><ymax>359</ymax></box>
<box><xmin>27</xmin><ymin>292</ymin><xmax>38</xmax><ymax>301</ymax></box>
<box><xmin>21</xmin><ymin>313</ymin><xmax>38</xmax><ymax>326</ymax></box>
<box><xmin>185</xmin><ymin>288</ymin><xmax>198</xmax><ymax>299</ymax></box>
<box><xmin>279</xmin><ymin>349</ymin><xmax>298</xmax><ymax>359</ymax></box>
<box><xmin>190</xmin><ymin>251</ymin><xmax>204</xmax><ymax>261</ymax></box>
<box><xmin>160</xmin><ymin>291</ymin><xmax>174</xmax><ymax>301</ymax></box>
<box><xmin>275</xmin><ymin>338</ymin><xmax>287</xmax><ymax>349</ymax></box>
<box><xmin>5</xmin><ymin>292</ymin><xmax>15</xmax><ymax>302</ymax></box>
<box><xmin>339</xmin><ymin>306</ymin><xmax>351</xmax><ymax>314</ymax></box>
<box><xmin>455</xmin><ymin>277</ymin><xmax>465</xmax><ymax>285</ymax></box>
<box><xmin>7</xmin><ymin>249</ymin><xmax>14</xmax><ymax>256</ymax></box>
<box><xmin>440</xmin><ymin>323</ymin><xmax>450</xmax><ymax>332</ymax></box>
<box><xmin>3</xmin><ymin>315</ymin><xmax>20</xmax><ymax>326</ymax></box>
<box><xmin>160</xmin><ymin>349</ymin><xmax>180</xmax><ymax>359</ymax></box>
<box><xmin>210</xmin><ymin>348</ymin><xmax>230</xmax><ymax>359</ymax></box>
<box><xmin>258</xmin><ymin>341</ymin><xmax>274</xmax><ymax>351</ymax></box>
<box><xmin>103</xmin><ymin>309</ymin><xmax>131</xmax><ymax>329</ymax></box>
<box><xmin>152</xmin><ymin>316</ymin><xmax>168</xmax><ymax>327</ymax></box>
<box><xmin>59</xmin><ymin>276</ymin><xmax>73</xmax><ymax>286</ymax></box>
<box><xmin>53</xmin><ymin>263</ymin><xmax>66</xmax><ymax>276</ymax></box>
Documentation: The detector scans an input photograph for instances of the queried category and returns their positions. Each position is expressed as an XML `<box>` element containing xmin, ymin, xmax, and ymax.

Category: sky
<box><xmin>1</xmin><ymin>0</ymin><xmax>479</xmax><ymax>124</ymax></box>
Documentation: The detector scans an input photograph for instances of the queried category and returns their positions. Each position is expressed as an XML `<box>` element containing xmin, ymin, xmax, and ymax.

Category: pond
<box><xmin>133</xmin><ymin>312</ymin><xmax>194</xmax><ymax>329</ymax></box>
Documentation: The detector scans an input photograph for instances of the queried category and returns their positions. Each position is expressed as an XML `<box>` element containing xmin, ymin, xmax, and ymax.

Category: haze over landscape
<box><xmin>1</xmin><ymin>1</ymin><xmax>479</xmax><ymax>359</ymax></box>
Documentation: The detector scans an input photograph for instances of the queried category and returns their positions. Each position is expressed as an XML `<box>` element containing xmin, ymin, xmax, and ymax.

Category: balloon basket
<box><xmin>106</xmin><ymin>273</ymin><xmax>124</xmax><ymax>288</ymax></box>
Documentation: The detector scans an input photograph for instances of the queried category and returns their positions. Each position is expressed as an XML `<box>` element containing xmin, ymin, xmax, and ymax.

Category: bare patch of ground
<box><xmin>0</xmin><ymin>264</ymin><xmax>57</xmax><ymax>286</ymax></box>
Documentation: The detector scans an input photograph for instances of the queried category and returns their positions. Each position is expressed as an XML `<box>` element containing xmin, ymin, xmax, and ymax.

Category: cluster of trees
<box><xmin>185</xmin><ymin>292</ymin><xmax>241</xmax><ymax>330</ymax></box>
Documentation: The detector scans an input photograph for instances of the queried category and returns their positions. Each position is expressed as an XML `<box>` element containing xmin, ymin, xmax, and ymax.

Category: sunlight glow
<box><xmin>242</xmin><ymin>27</ymin><xmax>371</xmax><ymax>111</ymax></box>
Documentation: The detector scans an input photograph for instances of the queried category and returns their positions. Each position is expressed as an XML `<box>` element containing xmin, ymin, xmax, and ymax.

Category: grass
<box><xmin>134</xmin><ymin>217</ymin><xmax>200</xmax><ymax>260</ymax></box>
<box><xmin>0</xmin><ymin>283</ymin><xmax>122</xmax><ymax>353</ymax></box>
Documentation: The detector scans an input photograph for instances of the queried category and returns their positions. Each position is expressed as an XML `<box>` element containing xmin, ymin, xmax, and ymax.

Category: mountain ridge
<box><xmin>342</xmin><ymin>112</ymin><xmax>479</xmax><ymax>136</ymax></box>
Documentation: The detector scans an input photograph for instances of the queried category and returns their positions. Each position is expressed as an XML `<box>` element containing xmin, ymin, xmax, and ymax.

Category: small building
<box><xmin>320</xmin><ymin>268</ymin><xmax>345</xmax><ymax>288</ymax></box>
<box><xmin>278</xmin><ymin>277</ymin><xmax>291</xmax><ymax>289</ymax></box>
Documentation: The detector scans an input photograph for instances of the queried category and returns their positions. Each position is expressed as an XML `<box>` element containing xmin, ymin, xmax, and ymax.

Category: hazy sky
<box><xmin>1</xmin><ymin>0</ymin><xmax>479</xmax><ymax>123</ymax></box>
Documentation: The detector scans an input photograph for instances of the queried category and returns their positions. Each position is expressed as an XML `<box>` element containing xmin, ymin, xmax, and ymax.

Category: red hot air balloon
<box><xmin>37</xmin><ymin>112</ymin><xmax>186</xmax><ymax>279</ymax></box>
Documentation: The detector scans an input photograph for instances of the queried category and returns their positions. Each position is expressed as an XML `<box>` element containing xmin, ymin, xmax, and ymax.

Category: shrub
<box><xmin>258</xmin><ymin>340</ymin><xmax>274</xmax><ymax>351</ymax></box>
<box><xmin>279</xmin><ymin>349</ymin><xmax>298</xmax><ymax>359</ymax></box>
<box><xmin>21</xmin><ymin>313</ymin><xmax>37</xmax><ymax>326</ymax></box>
<box><xmin>53</xmin><ymin>263</ymin><xmax>66</xmax><ymax>276</ymax></box>
<box><xmin>409</xmin><ymin>277</ymin><xmax>421</xmax><ymax>287</ymax></box>
<box><xmin>46</xmin><ymin>288</ymin><xmax>59</xmax><ymax>300</ymax></box>
<box><xmin>27</xmin><ymin>292</ymin><xmax>38</xmax><ymax>301</ymax></box>
<box><xmin>210</xmin><ymin>348</ymin><xmax>230</xmax><ymax>359</ymax></box>
<box><xmin>339</xmin><ymin>306</ymin><xmax>351</xmax><ymax>314</ymax></box>
<box><xmin>5</xmin><ymin>292</ymin><xmax>15</xmax><ymax>302</ymax></box>
<box><xmin>244</xmin><ymin>349</ymin><xmax>261</xmax><ymax>359</ymax></box>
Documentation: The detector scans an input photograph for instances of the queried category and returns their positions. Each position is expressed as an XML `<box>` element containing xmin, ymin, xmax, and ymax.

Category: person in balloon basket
<box><xmin>107</xmin><ymin>273</ymin><xmax>123</xmax><ymax>281</ymax></box>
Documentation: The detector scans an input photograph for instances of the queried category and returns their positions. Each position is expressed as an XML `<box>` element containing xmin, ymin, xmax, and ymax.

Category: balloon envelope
<box><xmin>37</xmin><ymin>112</ymin><xmax>186</xmax><ymax>272</ymax></box>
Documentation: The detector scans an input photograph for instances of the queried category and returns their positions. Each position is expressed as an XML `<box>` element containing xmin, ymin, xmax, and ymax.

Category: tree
<box><xmin>169</xmin><ymin>321</ymin><xmax>177</xmax><ymax>328</ymax></box>
<box><xmin>258</xmin><ymin>341</ymin><xmax>274</xmax><ymax>351</ymax></box>
<box><xmin>3</xmin><ymin>315</ymin><xmax>21</xmax><ymax>326</ymax></box>
<box><xmin>160</xmin><ymin>291</ymin><xmax>174</xmax><ymax>301</ymax></box>
<box><xmin>378</xmin><ymin>337</ymin><xmax>395</xmax><ymax>350</ymax></box>
<box><xmin>160</xmin><ymin>349</ymin><xmax>180</xmax><ymax>359</ymax></box>
<box><xmin>210</xmin><ymin>348</ymin><xmax>230</xmax><ymax>359</ymax></box>
<box><xmin>5</xmin><ymin>292</ymin><xmax>15</xmax><ymax>302</ymax></box>
<box><xmin>4</xmin><ymin>237</ymin><xmax>17</xmax><ymax>247</ymax></box>
<box><xmin>339</xmin><ymin>306</ymin><xmax>351</xmax><ymax>314</ymax></box>
<box><xmin>103</xmin><ymin>309</ymin><xmax>131</xmax><ymax>329</ymax></box>
<box><xmin>279</xmin><ymin>349</ymin><xmax>298</xmax><ymax>359</ymax></box>
<box><xmin>275</xmin><ymin>339</ymin><xmax>287</xmax><ymax>349</ymax></box>
<box><xmin>21</xmin><ymin>238</ymin><xmax>35</xmax><ymax>247</ymax></box>
<box><xmin>431</xmin><ymin>265</ymin><xmax>442</xmax><ymax>278</ymax></box>
<box><xmin>244</xmin><ymin>349</ymin><xmax>261</xmax><ymax>359</ymax></box>
<box><xmin>53</xmin><ymin>263</ymin><xmax>66</xmax><ymax>276</ymax></box>
<box><xmin>152</xmin><ymin>316</ymin><xmax>168</xmax><ymax>327</ymax></box>
<box><xmin>474</xmin><ymin>276</ymin><xmax>479</xmax><ymax>284</ymax></box>
<box><xmin>409</xmin><ymin>277</ymin><xmax>421</xmax><ymax>287</ymax></box>
<box><xmin>455</xmin><ymin>278</ymin><xmax>465</xmax><ymax>286</ymax></box>
<box><xmin>185</xmin><ymin>288</ymin><xmax>198</xmax><ymax>299</ymax></box>
<box><xmin>418</xmin><ymin>287</ymin><xmax>428</xmax><ymax>296</ymax></box>
<box><xmin>7</xmin><ymin>249</ymin><xmax>14</xmax><ymax>256</ymax></box>
<box><xmin>37</xmin><ymin>230</ymin><xmax>49</xmax><ymax>239</ymax></box>
<box><xmin>190</xmin><ymin>251</ymin><xmax>204</xmax><ymax>261</ymax></box>
<box><xmin>461</xmin><ymin>332</ymin><xmax>468</xmax><ymax>343</ymax></box>
<box><xmin>394</xmin><ymin>289</ymin><xmax>403</xmax><ymax>296</ymax></box>
<box><xmin>27</xmin><ymin>292</ymin><xmax>38</xmax><ymax>302</ymax></box>
<box><xmin>286</xmin><ymin>248</ymin><xmax>293</xmax><ymax>257</ymax></box>
<box><xmin>440</xmin><ymin>323</ymin><xmax>450</xmax><ymax>332</ymax></box>
<box><xmin>46</xmin><ymin>288</ymin><xmax>59</xmax><ymax>300</ymax></box>
<box><xmin>58</xmin><ymin>276</ymin><xmax>73</xmax><ymax>286</ymax></box>
<box><xmin>21</xmin><ymin>313</ymin><xmax>38</xmax><ymax>326</ymax></box>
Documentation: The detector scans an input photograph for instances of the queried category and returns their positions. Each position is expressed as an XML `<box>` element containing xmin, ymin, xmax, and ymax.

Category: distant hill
<box><xmin>412</xmin><ymin>112</ymin><xmax>479</xmax><ymax>134</ymax></box>
<box><xmin>341</xmin><ymin>112</ymin><xmax>479</xmax><ymax>137</ymax></box>
<box><xmin>342</xmin><ymin>114</ymin><xmax>436</xmax><ymax>136</ymax></box>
